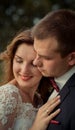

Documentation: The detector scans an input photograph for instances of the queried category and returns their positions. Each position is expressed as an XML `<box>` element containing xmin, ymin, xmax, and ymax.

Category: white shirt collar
<box><xmin>54</xmin><ymin>66</ymin><xmax>75</xmax><ymax>90</ymax></box>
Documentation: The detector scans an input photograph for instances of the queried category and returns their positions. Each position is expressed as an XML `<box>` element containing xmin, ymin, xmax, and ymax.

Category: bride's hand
<box><xmin>30</xmin><ymin>96</ymin><xmax>61</xmax><ymax>130</ymax></box>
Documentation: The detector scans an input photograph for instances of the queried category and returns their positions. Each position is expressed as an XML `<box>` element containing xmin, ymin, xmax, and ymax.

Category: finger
<box><xmin>48</xmin><ymin>95</ymin><xmax>60</xmax><ymax>105</ymax></box>
<box><xmin>48</xmin><ymin>108</ymin><xmax>61</xmax><ymax>121</ymax></box>
<box><xmin>47</xmin><ymin>98</ymin><xmax>61</xmax><ymax>114</ymax></box>
<box><xmin>40</xmin><ymin>95</ymin><xmax>60</xmax><ymax>111</ymax></box>
<box><xmin>38</xmin><ymin>98</ymin><xmax>60</xmax><ymax>118</ymax></box>
<box><xmin>45</xmin><ymin>95</ymin><xmax>60</xmax><ymax>109</ymax></box>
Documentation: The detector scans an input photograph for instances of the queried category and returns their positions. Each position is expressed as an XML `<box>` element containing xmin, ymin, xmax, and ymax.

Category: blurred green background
<box><xmin>0</xmin><ymin>0</ymin><xmax>75</xmax><ymax>81</ymax></box>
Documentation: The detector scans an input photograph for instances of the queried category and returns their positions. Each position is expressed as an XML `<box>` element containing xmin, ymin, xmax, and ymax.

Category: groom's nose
<box><xmin>33</xmin><ymin>55</ymin><xmax>43</xmax><ymax>67</ymax></box>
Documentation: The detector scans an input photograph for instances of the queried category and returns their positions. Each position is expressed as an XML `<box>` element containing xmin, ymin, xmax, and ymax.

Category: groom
<box><xmin>32</xmin><ymin>9</ymin><xmax>75</xmax><ymax>130</ymax></box>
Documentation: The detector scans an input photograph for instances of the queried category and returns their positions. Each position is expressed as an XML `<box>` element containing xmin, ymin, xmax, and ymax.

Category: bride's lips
<box><xmin>20</xmin><ymin>75</ymin><xmax>32</xmax><ymax>81</ymax></box>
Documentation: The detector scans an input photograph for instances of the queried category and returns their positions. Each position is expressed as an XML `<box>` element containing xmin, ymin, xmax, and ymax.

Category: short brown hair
<box><xmin>32</xmin><ymin>9</ymin><xmax>75</xmax><ymax>57</ymax></box>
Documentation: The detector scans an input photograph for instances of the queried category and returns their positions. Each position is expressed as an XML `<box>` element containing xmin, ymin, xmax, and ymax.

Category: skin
<box><xmin>33</xmin><ymin>37</ymin><xmax>75</xmax><ymax>78</ymax></box>
<box><xmin>13</xmin><ymin>43</ymin><xmax>42</xmax><ymax>101</ymax></box>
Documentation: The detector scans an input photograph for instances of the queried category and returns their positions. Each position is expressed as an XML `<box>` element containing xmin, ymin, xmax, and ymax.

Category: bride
<box><xmin>0</xmin><ymin>29</ymin><xmax>60</xmax><ymax>130</ymax></box>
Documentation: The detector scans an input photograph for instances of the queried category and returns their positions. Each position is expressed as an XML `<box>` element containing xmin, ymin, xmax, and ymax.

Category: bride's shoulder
<box><xmin>0</xmin><ymin>83</ymin><xmax>19</xmax><ymax>93</ymax></box>
<box><xmin>0</xmin><ymin>83</ymin><xmax>21</xmax><ymax>105</ymax></box>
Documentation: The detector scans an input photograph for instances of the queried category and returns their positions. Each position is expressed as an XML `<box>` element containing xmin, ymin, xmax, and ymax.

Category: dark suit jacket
<box><xmin>47</xmin><ymin>73</ymin><xmax>75</xmax><ymax>130</ymax></box>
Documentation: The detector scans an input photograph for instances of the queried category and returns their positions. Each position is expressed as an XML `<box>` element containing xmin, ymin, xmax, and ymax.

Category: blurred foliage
<box><xmin>0</xmin><ymin>0</ymin><xmax>75</xmax><ymax>51</ymax></box>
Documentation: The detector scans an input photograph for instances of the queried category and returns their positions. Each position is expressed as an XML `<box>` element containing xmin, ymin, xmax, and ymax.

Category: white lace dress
<box><xmin>0</xmin><ymin>84</ymin><xmax>41</xmax><ymax>130</ymax></box>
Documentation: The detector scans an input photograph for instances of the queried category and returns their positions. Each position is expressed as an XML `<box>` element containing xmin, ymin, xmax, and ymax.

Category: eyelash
<box><xmin>45</xmin><ymin>57</ymin><xmax>51</xmax><ymax>60</ymax></box>
<box><xmin>15</xmin><ymin>58</ymin><xmax>23</xmax><ymax>63</ymax></box>
<box><xmin>44</xmin><ymin>56</ymin><xmax>53</xmax><ymax>60</ymax></box>
<box><xmin>15</xmin><ymin>58</ymin><xmax>37</xmax><ymax>67</ymax></box>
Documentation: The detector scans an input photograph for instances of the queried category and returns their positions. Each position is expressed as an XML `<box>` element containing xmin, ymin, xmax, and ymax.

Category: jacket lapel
<box><xmin>59</xmin><ymin>73</ymin><xmax>75</xmax><ymax>103</ymax></box>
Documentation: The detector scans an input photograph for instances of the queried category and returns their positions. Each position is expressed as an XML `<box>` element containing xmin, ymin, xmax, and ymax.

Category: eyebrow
<box><xmin>15</xmin><ymin>55</ymin><xmax>22</xmax><ymax>59</ymax></box>
<box><xmin>38</xmin><ymin>54</ymin><xmax>51</xmax><ymax>59</ymax></box>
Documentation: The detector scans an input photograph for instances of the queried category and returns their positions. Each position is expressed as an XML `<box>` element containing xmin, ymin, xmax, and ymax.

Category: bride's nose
<box><xmin>21</xmin><ymin>63</ymin><xmax>30</xmax><ymax>74</ymax></box>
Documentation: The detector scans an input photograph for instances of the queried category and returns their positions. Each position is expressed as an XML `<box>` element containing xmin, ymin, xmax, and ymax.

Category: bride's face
<box><xmin>13</xmin><ymin>43</ymin><xmax>42</xmax><ymax>91</ymax></box>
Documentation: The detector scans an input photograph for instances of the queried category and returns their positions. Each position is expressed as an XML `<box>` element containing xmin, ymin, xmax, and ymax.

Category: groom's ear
<box><xmin>68</xmin><ymin>52</ymin><xmax>75</xmax><ymax>65</ymax></box>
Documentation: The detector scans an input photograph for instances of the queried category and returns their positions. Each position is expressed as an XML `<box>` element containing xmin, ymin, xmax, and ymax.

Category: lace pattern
<box><xmin>13</xmin><ymin>103</ymin><xmax>38</xmax><ymax>130</ymax></box>
<box><xmin>0</xmin><ymin>84</ymin><xmax>19</xmax><ymax>125</ymax></box>
<box><xmin>0</xmin><ymin>84</ymin><xmax>39</xmax><ymax>130</ymax></box>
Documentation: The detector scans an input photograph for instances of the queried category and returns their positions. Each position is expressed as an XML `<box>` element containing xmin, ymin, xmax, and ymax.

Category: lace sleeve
<box><xmin>0</xmin><ymin>84</ymin><xmax>20</xmax><ymax>130</ymax></box>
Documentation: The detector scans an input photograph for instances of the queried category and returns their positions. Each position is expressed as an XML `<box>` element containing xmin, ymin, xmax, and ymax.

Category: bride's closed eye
<box><xmin>14</xmin><ymin>55</ymin><xmax>23</xmax><ymax>63</ymax></box>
